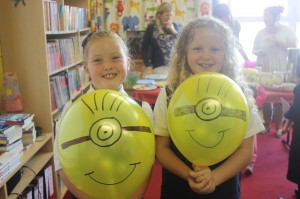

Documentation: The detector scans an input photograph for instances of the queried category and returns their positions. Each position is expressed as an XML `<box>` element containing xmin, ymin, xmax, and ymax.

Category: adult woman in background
<box><xmin>213</xmin><ymin>3</ymin><xmax>249</xmax><ymax>61</ymax></box>
<box><xmin>252</xmin><ymin>5</ymin><xmax>297</xmax><ymax>136</ymax></box>
<box><xmin>141</xmin><ymin>2</ymin><xmax>179</xmax><ymax>75</ymax></box>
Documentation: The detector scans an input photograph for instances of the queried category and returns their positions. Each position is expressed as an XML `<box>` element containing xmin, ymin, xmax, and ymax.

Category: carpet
<box><xmin>241</xmin><ymin>132</ymin><xmax>295</xmax><ymax>199</ymax></box>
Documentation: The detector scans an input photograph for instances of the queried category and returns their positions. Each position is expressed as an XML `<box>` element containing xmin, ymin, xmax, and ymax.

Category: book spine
<box><xmin>0</xmin><ymin>121</ymin><xmax>25</xmax><ymax>126</ymax></box>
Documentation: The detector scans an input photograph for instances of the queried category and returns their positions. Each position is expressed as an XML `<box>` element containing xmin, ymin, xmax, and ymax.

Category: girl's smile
<box><xmin>187</xmin><ymin>27</ymin><xmax>225</xmax><ymax>74</ymax></box>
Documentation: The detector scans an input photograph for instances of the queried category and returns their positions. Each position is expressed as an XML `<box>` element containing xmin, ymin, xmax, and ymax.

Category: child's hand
<box><xmin>187</xmin><ymin>165</ymin><xmax>215</xmax><ymax>194</ymax></box>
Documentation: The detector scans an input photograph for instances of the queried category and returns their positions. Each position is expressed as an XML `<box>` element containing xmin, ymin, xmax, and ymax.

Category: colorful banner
<box><xmin>89</xmin><ymin>0</ymin><xmax>212</xmax><ymax>37</ymax></box>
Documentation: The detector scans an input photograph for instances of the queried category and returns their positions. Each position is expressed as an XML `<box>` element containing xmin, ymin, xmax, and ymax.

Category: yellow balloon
<box><xmin>57</xmin><ymin>90</ymin><xmax>155</xmax><ymax>199</ymax></box>
<box><xmin>167</xmin><ymin>72</ymin><xmax>249</xmax><ymax>166</ymax></box>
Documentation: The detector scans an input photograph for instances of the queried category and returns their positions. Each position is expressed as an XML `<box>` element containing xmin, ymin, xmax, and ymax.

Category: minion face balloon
<box><xmin>167</xmin><ymin>72</ymin><xmax>249</xmax><ymax>166</ymax></box>
<box><xmin>57</xmin><ymin>90</ymin><xmax>155</xmax><ymax>199</ymax></box>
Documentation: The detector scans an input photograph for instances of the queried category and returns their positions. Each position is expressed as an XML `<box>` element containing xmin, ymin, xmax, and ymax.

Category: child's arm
<box><xmin>211</xmin><ymin>136</ymin><xmax>253</xmax><ymax>186</ymax></box>
<box><xmin>155</xmin><ymin>135</ymin><xmax>192</xmax><ymax>180</ymax></box>
<box><xmin>59</xmin><ymin>169</ymin><xmax>92</xmax><ymax>199</ymax></box>
<box><xmin>192</xmin><ymin>136</ymin><xmax>253</xmax><ymax>190</ymax></box>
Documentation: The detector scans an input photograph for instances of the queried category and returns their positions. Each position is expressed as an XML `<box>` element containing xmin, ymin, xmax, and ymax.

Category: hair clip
<box><xmin>81</xmin><ymin>31</ymin><xmax>95</xmax><ymax>49</ymax></box>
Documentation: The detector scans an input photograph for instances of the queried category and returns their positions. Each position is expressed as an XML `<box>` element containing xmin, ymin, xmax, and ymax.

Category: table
<box><xmin>131</xmin><ymin>88</ymin><xmax>161</xmax><ymax>105</ymax></box>
<box><xmin>131</xmin><ymin>87</ymin><xmax>294</xmax><ymax>105</ymax></box>
<box><xmin>264</xmin><ymin>89</ymin><xmax>294</xmax><ymax>104</ymax></box>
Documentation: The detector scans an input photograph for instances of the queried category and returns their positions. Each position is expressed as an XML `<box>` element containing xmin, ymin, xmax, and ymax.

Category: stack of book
<box><xmin>0</xmin><ymin>125</ymin><xmax>23</xmax><ymax>154</ymax></box>
<box><xmin>0</xmin><ymin>151</ymin><xmax>21</xmax><ymax>182</ymax></box>
<box><xmin>22</xmin><ymin>122</ymin><xmax>36</xmax><ymax>147</ymax></box>
<box><xmin>0</xmin><ymin>113</ymin><xmax>35</xmax><ymax>151</ymax></box>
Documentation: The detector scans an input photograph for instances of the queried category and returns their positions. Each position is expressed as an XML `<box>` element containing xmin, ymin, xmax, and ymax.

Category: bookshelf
<box><xmin>0</xmin><ymin>0</ymin><xmax>90</xmax><ymax>198</ymax></box>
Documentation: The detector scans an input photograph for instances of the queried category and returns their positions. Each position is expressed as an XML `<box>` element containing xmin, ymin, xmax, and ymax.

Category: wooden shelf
<box><xmin>51</xmin><ymin>83</ymin><xmax>91</xmax><ymax>116</ymax></box>
<box><xmin>8</xmin><ymin>152</ymin><xmax>53</xmax><ymax>199</ymax></box>
<box><xmin>48</xmin><ymin>60</ymin><xmax>84</xmax><ymax>76</ymax></box>
<box><xmin>46</xmin><ymin>28</ymin><xmax>90</xmax><ymax>36</ymax></box>
<box><xmin>0</xmin><ymin>133</ymin><xmax>53</xmax><ymax>199</ymax></box>
<box><xmin>0</xmin><ymin>0</ymin><xmax>90</xmax><ymax>198</ymax></box>
<box><xmin>0</xmin><ymin>134</ymin><xmax>52</xmax><ymax>188</ymax></box>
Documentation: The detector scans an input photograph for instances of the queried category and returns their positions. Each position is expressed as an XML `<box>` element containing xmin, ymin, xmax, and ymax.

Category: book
<box><xmin>0</xmin><ymin>125</ymin><xmax>23</xmax><ymax>145</ymax></box>
<box><xmin>0</xmin><ymin>151</ymin><xmax>21</xmax><ymax>181</ymax></box>
<box><xmin>0</xmin><ymin>139</ymin><xmax>23</xmax><ymax>152</ymax></box>
<box><xmin>0</xmin><ymin>125</ymin><xmax>20</xmax><ymax>135</ymax></box>
<box><xmin>8</xmin><ymin>142</ymin><xmax>24</xmax><ymax>154</ymax></box>
<box><xmin>0</xmin><ymin>113</ymin><xmax>34</xmax><ymax>126</ymax></box>
<box><xmin>33</xmin><ymin>183</ymin><xmax>39</xmax><ymax>199</ymax></box>
<box><xmin>43</xmin><ymin>164</ymin><xmax>54</xmax><ymax>199</ymax></box>
<box><xmin>22</xmin><ymin>122</ymin><xmax>36</xmax><ymax>146</ymax></box>
<box><xmin>0</xmin><ymin>151</ymin><xmax>20</xmax><ymax>167</ymax></box>
<box><xmin>22</xmin><ymin>187</ymin><xmax>33</xmax><ymax>199</ymax></box>
<box><xmin>35</xmin><ymin>175</ymin><xmax>44</xmax><ymax>199</ymax></box>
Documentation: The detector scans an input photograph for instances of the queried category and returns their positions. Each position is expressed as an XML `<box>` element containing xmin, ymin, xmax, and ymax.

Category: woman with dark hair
<box><xmin>213</xmin><ymin>3</ymin><xmax>240</xmax><ymax>39</ymax></box>
<box><xmin>213</xmin><ymin>3</ymin><xmax>249</xmax><ymax>61</ymax></box>
<box><xmin>252</xmin><ymin>6</ymin><xmax>297</xmax><ymax>136</ymax></box>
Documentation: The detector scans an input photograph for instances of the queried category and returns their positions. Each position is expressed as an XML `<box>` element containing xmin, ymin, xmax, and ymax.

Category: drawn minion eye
<box><xmin>90</xmin><ymin>118</ymin><xmax>122</xmax><ymax>147</ymax></box>
<box><xmin>60</xmin><ymin>117</ymin><xmax>152</xmax><ymax>150</ymax></box>
<box><xmin>195</xmin><ymin>98</ymin><xmax>222</xmax><ymax>121</ymax></box>
<box><xmin>174</xmin><ymin>97</ymin><xmax>246</xmax><ymax>122</ymax></box>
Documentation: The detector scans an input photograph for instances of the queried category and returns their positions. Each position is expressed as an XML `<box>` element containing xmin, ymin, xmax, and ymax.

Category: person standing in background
<box><xmin>252</xmin><ymin>5</ymin><xmax>297</xmax><ymax>136</ymax></box>
<box><xmin>245</xmin><ymin>84</ymin><xmax>267</xmax><ymax>175</ymax></box>
<box><xmin>141</xmin><ymin>2</ymin><xmax>179</xmax><ymax>75</ymax></box>
<box><xmin>281</xmin><ymin>81</ymin><xmax>300</xmax><ymax>199</ymax></box>
<box><xmin>213</xmin><ymin>3</ymin><xmax>249</xmax><ymax>61</ymax></box>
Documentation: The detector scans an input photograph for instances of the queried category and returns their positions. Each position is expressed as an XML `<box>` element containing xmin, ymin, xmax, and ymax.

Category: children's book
<box><xmin>0</xmin><ymin>113</ymin><xmax>34</xmax><ymax>126</ymax></box>
<box><xmin>0</xmin><ymin>139</ymin><xmax>23</xmax><ymax>152</ymax></box>
<box><xmin>0</xmin><ymin>125</ymin><xmax>19</xmax><ymax>135</ymax></box>
<box><xmin>0</xmin><ymin>151</ymin><xmax>21</xmax><ymax>177</ymax></box>
<box><xmin>22</xmin><ymin>122</ymin><xmax>36</xmax><ymax>146</ymax></box>
<box><xmin>0</xmin><ymin>125</ymin><xmax>23</xmax><ymax>145</ymax></box>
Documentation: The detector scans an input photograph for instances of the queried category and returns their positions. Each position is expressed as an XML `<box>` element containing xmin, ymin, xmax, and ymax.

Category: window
<box><xmin>218</xmin><ymin>0</ymin><xmax>300</xmax><ymax>61</ymax></box>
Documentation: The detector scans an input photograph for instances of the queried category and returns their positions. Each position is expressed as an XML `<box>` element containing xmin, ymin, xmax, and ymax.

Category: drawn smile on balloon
<box><xmin>188</xmin><ymin>128</ymin><xmax>230</xmax><ymax>148</ymax></box>
<box><xmin>85</xmin><ymin>162</ymin><xmax>141</xmax><ymax>185</ymax></box>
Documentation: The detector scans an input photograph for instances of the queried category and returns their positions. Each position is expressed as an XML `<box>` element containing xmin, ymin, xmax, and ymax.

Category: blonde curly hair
<box><xmin>167</xmin><ymin>16</ymin><xmax>255</xmax><ymax>108</ymax></box>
